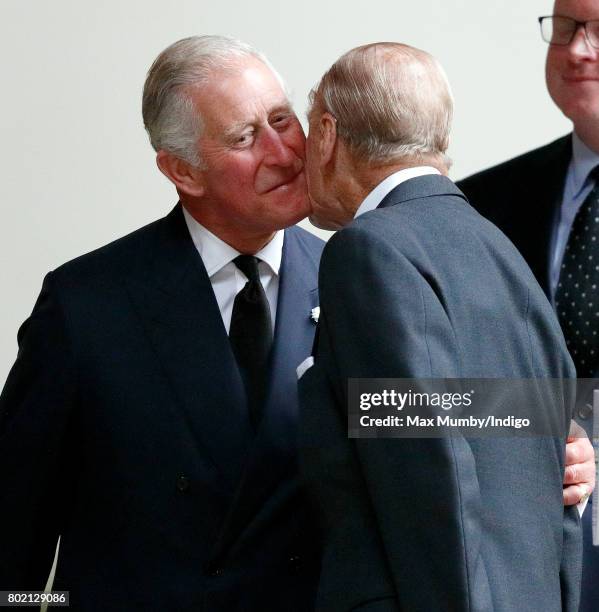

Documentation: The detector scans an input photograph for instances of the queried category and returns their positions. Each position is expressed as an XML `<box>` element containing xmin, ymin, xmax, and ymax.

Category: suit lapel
<box><xmin>522</xmin><ymin>135</ymin><xmax>572</xmax><ymax>296</ymax></box>
<box><xmin>258</xmin><ymin>227</ymin><xmax>319</xmax><ymax>462</ymax></box>
<box><xmin>125</xmin><ymin>205</ymin><xmax>252</xmax><ymax>490</ymax></box>
<box><xmin>209</xmin><ymin>227</ymin><xmax>319</xmax><ymax>562</ymax></box>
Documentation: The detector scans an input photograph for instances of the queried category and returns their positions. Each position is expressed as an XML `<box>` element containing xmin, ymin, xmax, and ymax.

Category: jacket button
<box><xmin>176</xmin><ymin>475</ymin><xmax>190</xmax><ymax>492</ymax></box>
<box><xmin>578</xmin><ymin>404</ymin><xmax>593</xmax><ymax>420</ymax></box>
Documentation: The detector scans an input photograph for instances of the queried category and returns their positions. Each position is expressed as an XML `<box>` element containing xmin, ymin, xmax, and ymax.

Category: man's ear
<box><xmin>156</xmin><ymin>150</ymin><xmax>205</xmax><ymax>198</ymax></box>
<box><xmin>319</xmin><ymin>112</ymin><xmax>338</xmax><ymax>167</ymax></box>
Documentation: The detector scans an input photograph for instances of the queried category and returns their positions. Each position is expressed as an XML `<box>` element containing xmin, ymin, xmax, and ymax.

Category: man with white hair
<box><xmin>0</xmin><ymin>36</ymin><xmax>323</xmax><ymax>610</ymax></box>
<box><xmin>299</xmin><ymin>42</ymin><xmax>581</xmax><ymax>611</ymax></box>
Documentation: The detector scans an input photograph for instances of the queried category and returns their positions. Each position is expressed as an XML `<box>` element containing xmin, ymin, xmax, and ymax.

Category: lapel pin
<box><xmin>310</xmin><ymin>306</ymin><xmax>320</xmax><ymax>324</ymax></box>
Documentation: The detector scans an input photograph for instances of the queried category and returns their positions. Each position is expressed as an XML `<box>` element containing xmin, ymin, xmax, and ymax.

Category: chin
<box><xmin>289</xmin><ymin>194</ymin><xmax>312</xmax><ymax>223</ymax></box>
<box><xmin>308</xmin><ymin>213</ymin><xmax>337</xmax><ymax>231</ymax></box>
<box><xmin>267</xmin><ymin>200</ymin><xmax>311</xmax><ymax>231</ymax></box>
<box><xmin>561</xmin><ymin>102</ymin><xmax>599</xmax><ymax>127</ymax></box>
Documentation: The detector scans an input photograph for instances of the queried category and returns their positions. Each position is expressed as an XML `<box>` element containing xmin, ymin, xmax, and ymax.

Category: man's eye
<box><xmin>272</xmin><ymin>115</ymin><xmax>292</xmax><ymax>128</ymax></box>
<box><xmin>235</xmin><ymin>132</ymin><xmax>254</xmax><ymax>145</ymax></box>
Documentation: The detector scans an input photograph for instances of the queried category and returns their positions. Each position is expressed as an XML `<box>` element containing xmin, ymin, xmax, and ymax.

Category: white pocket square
<box><xmin>296</xmin><ymin>356</ymin><xmax>315</xmax><ymax>380</ymax></box>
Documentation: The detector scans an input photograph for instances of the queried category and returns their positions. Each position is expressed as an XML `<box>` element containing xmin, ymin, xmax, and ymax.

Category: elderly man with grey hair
<box><xmin>299</xmin><ymin>42</ymin><xmax>582</xmax><ymax>611</ymax></box>
<box><xmin>0</xmin><ymin>35</ymin><xmax>324</xmax><ymax>611</ymax></box>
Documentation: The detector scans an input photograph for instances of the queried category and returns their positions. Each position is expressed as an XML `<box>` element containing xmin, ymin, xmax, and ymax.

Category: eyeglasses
<box><xmin>538</xmin><ymin>15</ymin><xmax>599</xmax><ymax>49</ymax></box>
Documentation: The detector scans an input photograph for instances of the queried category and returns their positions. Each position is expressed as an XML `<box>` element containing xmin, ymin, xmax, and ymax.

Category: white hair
<box><xmin>309</xmin><ymin>42</ymin><xmax>453</xmax><ymax>168</ymax></box>
<box><xmin>142</xmin><ymin>35</ymin><xmax>288</xmax><ymax>167</ymax></box>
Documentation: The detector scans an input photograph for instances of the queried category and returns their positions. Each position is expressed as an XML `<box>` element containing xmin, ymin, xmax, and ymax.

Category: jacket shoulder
<box><xmin>457</xmin><ymin>135</ymin><xmax>571</xmax><ymax>200</ymax></box>
<box><xmin>50</xmin><ymin>212</ymin><xmax>170</xmax><ymax>286</ymax></box>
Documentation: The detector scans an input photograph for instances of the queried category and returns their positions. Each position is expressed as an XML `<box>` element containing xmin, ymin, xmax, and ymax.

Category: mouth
<box><xmin>262</xmin><ymin>169</ymin><xmax>305</xmax><ymax>194</ymax></box>
<box><xmin>563</xmin><ymin>75</ymin><xmax>599</xmax><ymax>83</ymax></box>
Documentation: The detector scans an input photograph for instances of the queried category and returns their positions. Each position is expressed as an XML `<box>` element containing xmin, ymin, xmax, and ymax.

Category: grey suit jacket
<box><xmin>458</xmin><ymin>137</ymin><xmax>599</xmax><ymax>612</ymax></box>
<box><xmin>299</xmin><ymin>175</ymin><xmax>581</xmax><ymax>611</ymax></box>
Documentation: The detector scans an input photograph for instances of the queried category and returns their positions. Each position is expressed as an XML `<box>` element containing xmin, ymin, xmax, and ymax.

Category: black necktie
<box><xmin>229</xmin><ymin>255</ymin><xmax>273</xmax><ymax>428</ymax></box>
<box><xmin>555</xmin><ymin>167</ymin><xmax>599</xmax><ymax>377</ymax></box>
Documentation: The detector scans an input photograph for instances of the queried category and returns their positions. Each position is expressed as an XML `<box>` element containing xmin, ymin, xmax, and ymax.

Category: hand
<box><xmin>563</xmin><ymin>420</ymin><xmax>596</xmax><ymax>506</ymax></box>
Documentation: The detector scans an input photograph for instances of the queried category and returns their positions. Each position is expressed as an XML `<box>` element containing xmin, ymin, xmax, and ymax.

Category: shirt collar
<box><xmin>354</xmin><ymin>166</ymin><xmax>441</xmax><ymax>219</ymax></box>
<box><xmin>182</xmin><ymin>206</ymin><xmax>283</xmax><ymax>277</ymax></box>
<box><xmin>571</xmin><ymin>132</ymin><xmax>599</xmax><ymax>198</ymax></box>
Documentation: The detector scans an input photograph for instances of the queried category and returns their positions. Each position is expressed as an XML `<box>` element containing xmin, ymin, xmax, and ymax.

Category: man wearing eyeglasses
<box><xmin>458</xmin><ymin>1</ymin><xmax>599</xmax><ymax>608</ymax></box>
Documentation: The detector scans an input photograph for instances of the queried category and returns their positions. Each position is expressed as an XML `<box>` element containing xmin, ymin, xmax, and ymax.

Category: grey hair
<box><xmin>142</xmin><ymin>35</ymin><xmax>288</xmax><ymax>167</ymax></box>
<box><xmin>309</xmin><ymin>42</ymin><xmax>453</xmax><ymax>168</ymax></box>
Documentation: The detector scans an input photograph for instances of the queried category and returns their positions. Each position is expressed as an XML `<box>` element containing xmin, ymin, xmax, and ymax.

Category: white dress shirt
<box><xmin>182</xmin><ymin>206</ymin><xmax>283</xmax><ymax>335</ymax></box>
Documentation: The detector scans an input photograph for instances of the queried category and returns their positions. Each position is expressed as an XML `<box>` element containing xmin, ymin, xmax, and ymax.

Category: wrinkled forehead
<box><xmin>194</xmin><ymin>59</ymin><xmax>293</xmax><ymax>134</ymax></box>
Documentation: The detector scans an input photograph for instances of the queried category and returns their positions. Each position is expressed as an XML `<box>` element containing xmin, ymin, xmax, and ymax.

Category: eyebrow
<box><xmin>222</xmin><ymin>103</ymin><xmax>294</xmax><ymax>140</ymax></box>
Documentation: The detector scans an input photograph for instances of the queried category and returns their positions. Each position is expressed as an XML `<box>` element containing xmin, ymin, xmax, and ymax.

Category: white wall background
<box><xmin>0</xmin><ymin>0</ymin><xmax>569</xmax><ymax>380</ymax></box>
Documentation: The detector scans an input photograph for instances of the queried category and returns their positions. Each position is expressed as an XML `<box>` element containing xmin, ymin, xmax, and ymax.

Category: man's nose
<box><xmin>568</xmin><ymin>24</ymin><xmax>598</xmax><ymax>60</ymax></box>
<box><xmin>261</xmin><ymin>127</ymin><xmax>296</xmax><ymax>166</ymax></box>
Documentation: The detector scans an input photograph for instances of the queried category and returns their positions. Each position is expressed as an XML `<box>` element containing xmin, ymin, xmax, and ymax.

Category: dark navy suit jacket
<box><xmin>0</xmin><ymin>205</ymin><xmax>324</xmax><ymax>611</ymax></box>
<box><xmin>300</xmin><ymin>176</ymin><xmax>581</xmax><ymax>611</ymax></box>
<box><xmin>458</xmin><ymin>139</ymin><xmax>599</xmax><ymax>611</ymax></box>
